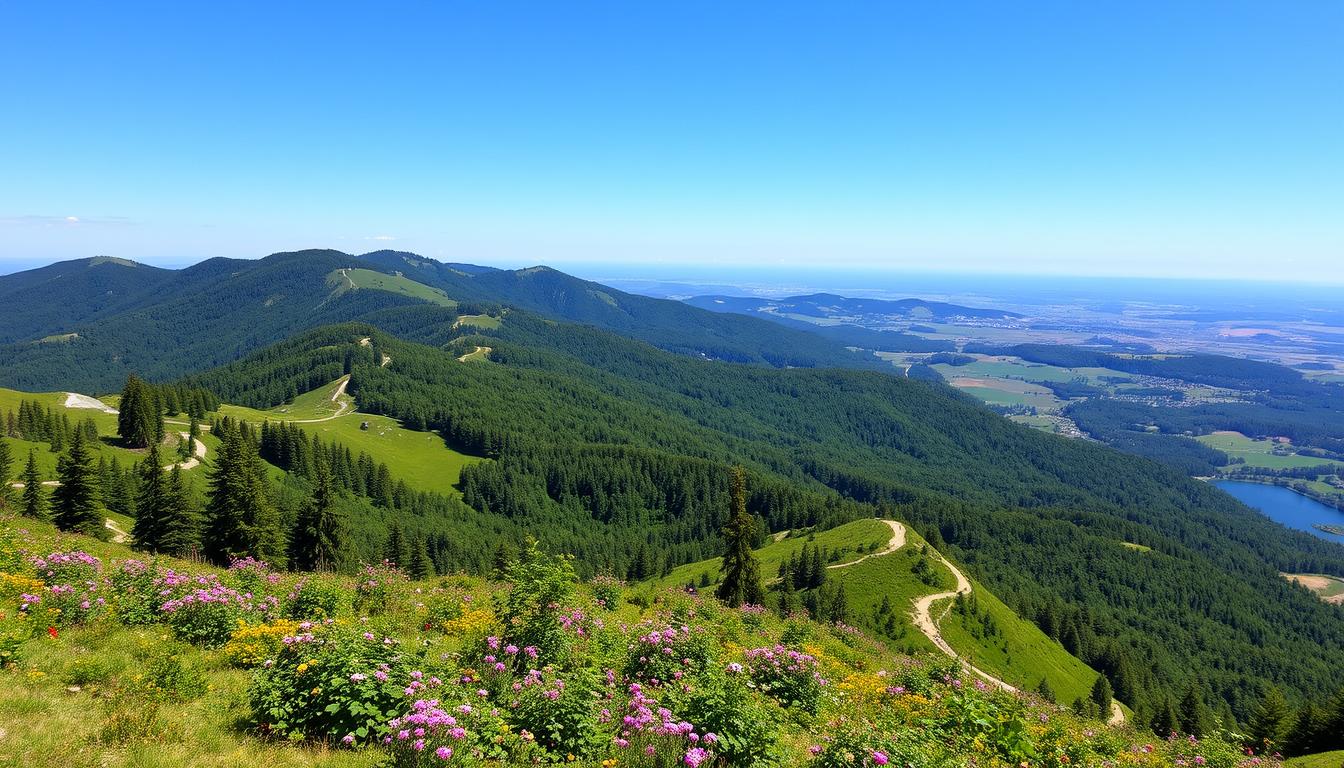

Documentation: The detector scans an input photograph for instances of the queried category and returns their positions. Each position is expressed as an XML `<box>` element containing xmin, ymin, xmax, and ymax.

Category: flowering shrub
<box><xmin>228</xmin><ymin>556</ymin><xmax>278</xmax><ymax>595</ymax></box>
<box><xmin>249</xmin><ymin>625</ymin><xmax>412</xmax><ymax>743</ymax></box>
<box><xmin>284</xmin><ymin>577</ymin><xmax>344</xmax><ymax>620</ymax></box>
<box><xmin>224</xmin><ymin>618</ymin><xmax>303</xmax><ymax>667</ymax></box>
<box><xmin>496</xmin><ymin>540</ymin><xmax>578</xmax><ymax>667</ymax></box>
<box><xmin>384</xmin><ymin>694</ymin><xmax>536</xmax><ymax>766</ymax></box>
<box><xmin>158</xmin><ymin>570</ymin><xmax>279</xmax><ymax>646</ymax></box>
<box><xmin>442</xmin><ymin>608</ymin><xmax>494</xmax><ymax>638</ymax></box>
<box><xmin>589</xmin><ymin>574</ymin><xmax>625</xmax><ymax>610</ymax></box>
<box><xmin>354</xmin><ymin>561</ymin><xmax>407</xmax><ymax>615</ymax></box>
<box><xmin>612</xmin><ymin>681</ymin><xmax>721</xmax><ymax>768</ymax></box>
<box><xmin>31</xmin><ymin>550</ymin><xmax>104</xmax><ymax>626</ymax></box>
<box><xmin>743</xmin><ymin>644</ymin><xmax>828</xmax><ymax>713</ymax></box>
<box><xmin>624</xmin><ymin>623</ymin><xmax>715</xmax><ymax>687</ymax></box>
<box><xmin>507</xmin><ymin>666</ymin><xmax>601</xmax><ymax>759</ymax></box>
<box><xmin>109</xmin><ymin>559</ymin><xmax>160</xmax><ymax>625</ymax></box>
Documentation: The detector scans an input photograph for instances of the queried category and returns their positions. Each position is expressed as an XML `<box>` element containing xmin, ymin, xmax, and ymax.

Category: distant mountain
<box><xmin>685</xmin><ymin>292</ymin><xmax>1021</xmax><ymax>321</ymax></box>
<box><xmin>0</xmin><ymin>249</ymin><xmax>883</xmax><ymax>391</ymax></box>
<box><xmin>358</xmin><ymin>252</ymin><xmax>882</xmax><ymax>368</ymax></box>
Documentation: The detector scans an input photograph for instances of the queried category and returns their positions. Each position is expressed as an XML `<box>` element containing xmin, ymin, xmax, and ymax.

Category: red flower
<box><xmin>47</xmin><ymin>626</ymin><xmax>59</xmax><ymax>639</ymax></box>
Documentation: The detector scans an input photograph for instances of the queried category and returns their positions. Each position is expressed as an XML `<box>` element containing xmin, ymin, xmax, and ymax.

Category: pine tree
<box><xmin>408</xmin><ymin>538</ymin><xmax>433</xmax><ymax>580</ymax></box>
<box><xmin>715</xmin><ymin>466</ymin><xmax>764</xmax><ymax>608</ymax></box>
<box><xmin>627</xmin><ymin>543</ymin><xmax>651</xmax><ymax>581</ymax></box>
<box><xmin>383</xmin><ymin>521</ymin><xmax>409</xmax><ymax>567</ymax></box>
<box><xmin>118</xmin><ymin>375</ymin><xmax>163</xmax><ymax>449</ymax></box>
<box><xmin>827</xmin><ymin>581</ymin><xmax>850</xmax><ymax>623</ymax></box>
<box><xmin>0</xmin><ymin>439</ymin><xmax>13</xmax><ymax>510</ymax></box>
<box><xmin>1151</xmin><ymin>694</ymin><xmax>1180</xmax><ymax>737</ymax></box>
<box><xmin>1285</xmin><ymin>701</ymin><xmax>1322</xmax><ymax>756</ymax></box>
<box><xmin>776</xmin><ymin>571</ymin><xmax>798</xmax><ymax>618</ymax></box>
<box><xmin>288</xmin><ymin>462</ymin><xmax>349</xmax><ymax>572</ymax></box>
<box><xmin>21</xmin><ymin>451</ymin><xmax>47</xmax><ymax>520</ymax></box>
<box><xmin>1246</xmin><ymin>685</ymin><xmax>1292</xmax><ymax>754</ymax></box>
<box><xmin>1090</xmin><ymin>674</ymin><xmax>1114</xmax><ymax>717</ymax></box>
<box><xmin>203</xmin><ymin>427</ymin><xmax>283</xmax><ymax>566</ymax></box>
<box><xmin>1179</xmin><ymin>682</ymin><xmax>1210</xmax><ymax>737</ymax></box>
<box><xmin>133</xmin><ymin>445</ymin><xmax>166</xmax><ymax>551</ymax></box>
<box><xmin>52</xmin><ymin>431</ymin><xmax>103</xmax><ymax>536</ymax></box>
<box><xmin>158</xmin><ymin>464</ymin><xmax>200</xmax><ymax>557</ymax></box>
<box><xmin>1036</xmin><ymin>678</ymin><xmax>1057</xmax><ymax>704</ymax></box>
<box><xmin>809</xmin><ymin>545</ymin><xmax>826</xmax><ymax>588</ymax></box>
<box><xmin>491</xmin><ymin>541</ymin><xmax>514</xmax><ymax>578</ymax></box>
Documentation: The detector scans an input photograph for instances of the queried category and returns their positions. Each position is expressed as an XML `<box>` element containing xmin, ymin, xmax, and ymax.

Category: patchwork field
<box><xmin>1284</xmin><ymin>573</ymin><xmax>1344</xmax><ymax>605</ymax></box>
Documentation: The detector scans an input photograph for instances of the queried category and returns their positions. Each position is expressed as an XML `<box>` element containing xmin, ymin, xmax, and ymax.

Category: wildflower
<box><xmin>872</xmin><ymin>750</ymin><xmax>889</xmax><ymax>765</ymax></box>
<box><xmin>47</xmin><ymin>626</ymin><xmax>58</xmax><ymax>640</ymax></box>
<box><xmin>436</xmin><ymin>746</ymin><xmax>452</xmax><ymax>760</ymax></box>
<box><xmin>350</xmin><ymin>673</ymin><xmax>367</xmax><ymax>682</ymax></box>
<box><xmin>684</xmin><ymin>747</ymin><xmax>709</xmax><ymax>767</ymax></box>
<box><xmin>342</xmin><ymin>734</ymin><xmax>355</xmax><ymax>746</ymax></box>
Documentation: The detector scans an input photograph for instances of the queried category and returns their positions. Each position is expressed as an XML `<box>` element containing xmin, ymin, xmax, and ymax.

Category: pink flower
<box><xmin>684</xmin><ymin>747</ymin><xmax>709</xmax><ymax>767</ymax></box>
<box><xmin>341</xmin><ymin>734</ymin><xmax>355</xmax><ymax>745</ymax></box>
<box><xmin>872</xmin><ymin>750</ymin><xmax>889</xmax><ymax>765</ymax></box>
<box><xmin>435</xmin><ymin>746</ymin><xmax>452</xmax><ymax>760</ymax></box>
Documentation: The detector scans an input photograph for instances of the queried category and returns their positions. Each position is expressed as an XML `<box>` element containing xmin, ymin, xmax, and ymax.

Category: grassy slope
<box><xmin>219</xmin><ymin>378</ymin><xmax>480</xmax><ymax>496</ymax></box>
<box><xmin>1195</xmin><ymin>432</ymin><xmax>1344</xmax><ymax>471</ymax></box>
<box><xmin>1286</xmin><ymin>752</ymin><xmax>1344</xmax><ymax>768</ymax></box>
<box><xmin>330</xmin><ymin>268</ymin><xmax>457</xmax><ymax>308</ymax></box>
<box><xmin>936</xmin><ymin>577</ymin><xmax>1101</xmax><ymax>706</ymax></box>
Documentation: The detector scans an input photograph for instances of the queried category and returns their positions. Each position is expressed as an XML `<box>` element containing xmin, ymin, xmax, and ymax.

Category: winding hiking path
<box><xmin>458</xmin><ymin>345</ymin><xmax>491</xmax><ymax>362</ymax></box>
<box><xmin>826</xmin><ymin>520</ymin><xmax>906</xmax><ymax>569</ymax></box>
<box><xmin>282</xmin><ymin>376</ymin><xmax>353</xmax><ymax>423</ymax></box>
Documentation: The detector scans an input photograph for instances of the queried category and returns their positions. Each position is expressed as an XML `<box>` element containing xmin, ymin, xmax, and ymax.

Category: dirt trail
<box><xmin>104</xmin><ymin>518</ymin><xmax>130</xmax><ymax>544</ymax></box>
<box><xmin>283</xmin><ymin>376</ymin><xmax>353</xmax><ymax>423</ymax></box>
<box><xmin>458</xmin><ymin>346</ymin><xmax>491</xmax><ymax>362</ymax></box>
<box><xmin>171</xmin><ymin>432</ymin><xmax>208</xmax><ymax>471</ymax></box>
<box><xmin>826</xmin><ymin>520</ymin><xmax>906</xmax><ymax>569</ymax></box>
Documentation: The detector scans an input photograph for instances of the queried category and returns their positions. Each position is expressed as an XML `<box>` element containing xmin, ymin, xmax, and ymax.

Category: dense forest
<box><xmin>190</xmin><ymin>315</ymin><xmax>1344</xmax><ymax>726</ymax></box>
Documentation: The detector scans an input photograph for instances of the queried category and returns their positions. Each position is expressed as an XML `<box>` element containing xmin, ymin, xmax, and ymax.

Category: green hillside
<box><xmin>329</xmin><ymin>268</ymin><xmax>458</xmax><ymax>308</ymax></box>
<box><xmin>0</xmin><ymin>517</ymin><xmax>1266</xmax><ymax>768</ymax></box>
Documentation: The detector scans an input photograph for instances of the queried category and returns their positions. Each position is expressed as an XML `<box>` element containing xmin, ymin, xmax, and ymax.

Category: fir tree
<box><xmin>1090</xmin><ymin>674</ymin><xmax>1114</xmax><ymax>717</ymax></box>
<box><xmin>203</xmin><ymin>427</ymin><xmax>283</xmax><ymax>566</ymax></box>
<box><xmin>52</xmin><ymin>431</ymin><xmax>103</xmax><ymax>536</ymax></box>
<box><xmin>133</xmin><ymin>445</ymin><xmax>166</xmax><ymax>551</ymax></box>
<box><xmin>1285</xmin><ymin>701</ymin><xmax>1322</xmax><ymax>756</ymax></box>
<box><xmin>118</xmin><ymin>375</ymin><xmax>163</xmax><ymax>449</ymax></box>
<box><xmin>776</xmin><ymin>571</ymin><xmax>798</xmax><ymax>618</ymax></box>
<box><xmin>383</xmin><ymin>521</ymin><xmax>409</xmax><ymax>567</ymax></box>
<box><xmin>21</xmin><ymin>451</ymin><xmax>47</xmax><ymax>520</ymax></box>
<box><xmin>491</xmin><ymin>541</ymin><xmax>514</xmax><ymax>578</ymax></box>
<box><xmin>715</xmin><ymin>466</ymin><xmax>764</xmax><ymax>608</ymax></box>
<box><xmin>408</xmin><ymin>538</ymin><xmax>434</xmax><ymax>580</ymax></box>
<box><xmin>1036</xmin><ymin>678</ymin><xmax>1057</xmax><ymax>704</ymax></box>
<box><xmin>1179</xmin><ymin>682</ymin><xmax>1210</xmax><ymax>737</ymax></box>
<box><xmin>1151</xmin><ymin>694</ymin><xmax>1180</xmax><ymax>737</ymax></box>
<box><xmin>1246</xmin><ymin>685</ymin><xmax>1292</xmax><ymax>754</ymax></box>
<box><xmin>158</xmin><ymin>464</ymin><xmax>200</xmax><ymax>557</ymax></box>
<box><xmin>0</xmin><ymin>439</ymin><xmax>13</xmax><ymax>510</ymax></box>
<box><xmin>288</xmin><ymin>462</ymin><xmax>349</xmax><ymax>572</ymax></box>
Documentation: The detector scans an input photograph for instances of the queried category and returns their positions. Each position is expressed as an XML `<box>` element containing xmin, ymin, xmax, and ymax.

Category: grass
<box><xmin>453</xmin><ymin>314</ymin><xmax>501</xmax><ymax>330</ymax></box>
<box><xmin>1286</xmin><ymin>752</ymin><xmax>1344</xmax><ymax>768</ymax></box>
<box><xmin>458</xmin><ymin>346</ymin><xmax>492</xmax><ymax>363</ymax></box>
<box><xmin>1196</xmin><ymin>432</ymin><xmax>1344</xmax><ymax>471</ymax></box>
<box><xmin>1119</xmin><ymin>542</ymin><xmax>1152</xmax><ymax>552</ymax></box>
<box><xmin>327</xmin><ymin>268</ymin><xmax>457</xmax><ymax>308</ymax></box>
<box><xmin>655</xmin><ymin>519</ymin><xmax>894</xmax><ymax>591</ymax></box>
<box><xmin>936</xmin><ymin>577</ymin><xmax>1101</xmax><ymax>706</ymax></box>
<box><xmin>1283</xmin><ymin>573</ymin><xmax>1344</xmax><ymax>601</ymax></box>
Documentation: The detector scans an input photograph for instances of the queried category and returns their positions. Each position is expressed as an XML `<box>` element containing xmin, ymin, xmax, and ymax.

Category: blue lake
<box><xmin>1212</xmin><ymin>480</ymin><xmax>1344</xmax><ymax>545</ymax></box>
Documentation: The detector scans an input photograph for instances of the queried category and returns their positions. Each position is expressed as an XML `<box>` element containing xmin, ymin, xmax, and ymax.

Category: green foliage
<box><xmin>716</xmin><ymin>466</ymin><xmax>764</xmax><ymax>608</ymax></box>
<box><xmin>497</xmin><ymin>538</ymin><xmax>577</xmax><ymax>665</ymax></box>
<box><xmin>51</xmin><ymin>430</ymin><xmax>104</xmax><ymax>537</ymax></box>
<box><xmin>203</xmin><ymin>420</ymin><xmax>284</xmax><ymax>566</ymax></box>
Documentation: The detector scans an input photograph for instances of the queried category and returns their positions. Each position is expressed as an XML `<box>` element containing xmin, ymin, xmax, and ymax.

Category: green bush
<box><xmin>285</xmin><ymin>577</ymin><xmax>344</xmax><ymax>620</ymax></box>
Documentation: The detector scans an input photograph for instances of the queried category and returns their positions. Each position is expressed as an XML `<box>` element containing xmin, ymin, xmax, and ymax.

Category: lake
<box><xmin>1213</xmin><ymin>480</ymin><xmax>1344</xmax><ymax>545</ymax></box>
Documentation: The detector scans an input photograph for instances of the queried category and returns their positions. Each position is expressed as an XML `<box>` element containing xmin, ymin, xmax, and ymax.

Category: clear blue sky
<box><xmin>1</xmin><ymin>1</ymin><xmax>1340</xmax><ymax>281</ymax></box>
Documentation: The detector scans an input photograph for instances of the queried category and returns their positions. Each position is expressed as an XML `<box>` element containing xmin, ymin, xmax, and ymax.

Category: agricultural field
<box><xmin>1195</xmin><ymin>432</ymin><xmax>1344</xmax><ymax>471</ymax></box>
<box><xmin>1283</xmin><ymin>573</ymin><xmax>1344</xmax><ymax>605</ymax></box>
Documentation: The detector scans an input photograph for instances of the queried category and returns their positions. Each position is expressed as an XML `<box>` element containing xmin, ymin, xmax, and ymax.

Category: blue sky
<box><xmin>1</xmin><ymin>1</ymin><xmax>1340</xmax><ymax>281</ymax></box>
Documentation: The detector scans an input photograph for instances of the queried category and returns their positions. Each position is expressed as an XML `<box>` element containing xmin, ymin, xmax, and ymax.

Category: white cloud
<box><xmin>0</xmin><ymin>214</ymin><xmax>132</xmax><ymax>227</ymax></box>
<box><xmin>365</xmin><ymin>234</ymin><xmax>397</xmax><ymax>241</ymax></box>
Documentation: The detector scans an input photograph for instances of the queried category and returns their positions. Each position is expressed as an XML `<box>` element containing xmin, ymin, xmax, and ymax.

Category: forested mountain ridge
<box><xmin>187</xmin><ymin>317</ymin><xmax>1344</xmax><ymax>723</ymax></box>
<box><xmin>0</xmin><ymin>249</ymin><xmax>881</xmax><ymax>392</ymax></box>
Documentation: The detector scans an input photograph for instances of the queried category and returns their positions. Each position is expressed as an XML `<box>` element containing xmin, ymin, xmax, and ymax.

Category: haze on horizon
<box><xmin>1</xmin><ymin>2</ymin><xmax>1341</xmax><ymax>283</ymax></box>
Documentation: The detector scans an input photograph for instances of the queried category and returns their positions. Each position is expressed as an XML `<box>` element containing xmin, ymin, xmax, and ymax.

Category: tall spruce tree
<box><xmin>1246</xmin><ymin>685</ymin><xmax>1292</xmax><ymax>754</ymax></box>
<box><xmin>288</xmin><ymin>462</ymin><xmax>349</xmax><ymax>572</ymax></box>
<box><xmin>383</xmin><ymin>521</ymin><xmax>409</xmax><ymax>567</ymax></box>
<box><xmin>408</xmin><ymin>538</ymin><xmax>433</xmax><ymax>580</ymax></box>
<box><xmin>1179</xmin><ymin>682</ymin><xmax>1211</xmax><ymax>737</ymax></box>
<box><xmin>158</xmin><ymin>464</ymin><xmax>200</xmax><ymax>557</ymax></box>
<box><xmin>715</xmin><ymin>466</ymin><xmax>764</xmax><ymax>607</ymax></box>
<box><xmin>118</xmin><ymin>375</ymin><xmax>163</xmax><ymax>449</ymax></box>
<box><xmin>1090</xmin><ymin>675</ymin><xmax>1115</xmax><ymax>719</ymax></box>
<box><xmin>133</xmin><ymin>445</ymin><xmax>166</xmax><ymax>551</ymax></box>
<box><xmin>21</xmin><ymin>450</ymin><xmax>46</xmax><ymax>520</ymax></box>
<box><xmin>0</xmin><ymin>439</ymin><xmax>13</xmax><ymax>510</ymax></box>
<box><xmin>203</xmin><ymin>427</ymin><xmax>283</xmax><ymax>566</ymax></box>
<box><xmin>52</xmin><ymin>431</ymin><xmax>103</xmax><ymax>536</ymax></box>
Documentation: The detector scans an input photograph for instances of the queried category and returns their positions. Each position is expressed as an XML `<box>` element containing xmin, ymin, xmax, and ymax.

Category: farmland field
<box><xmin>1195</xmin><ymin>432</ymin><xmax>1344</xmax><ymax>470</ymax></box>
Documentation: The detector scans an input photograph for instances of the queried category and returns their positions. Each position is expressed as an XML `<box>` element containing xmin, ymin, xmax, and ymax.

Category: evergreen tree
<box><xmin>203</xmin><ymin>427</ymin><xmax>283</xmax><ymax>566</ymax></box>
<box><xmin>1090</xmin><ymin>674</ymin><xmax>1114</xmax><ymax>716</ymax></box>
<box><xmin>133</xmin><ymin>445</ymin><xmax>166</xmax><ymax>551</ymax></box>
<box><xmin>1179</xmin><ymin>682</ymin><xmax>1210</xmax><ymax>737</ymax></box>
<box><xmin>1246</xmin><ymin>685</ymin><xmax>1292</xmax><ymax>754</ymax></box>
<box><xmin>383</xmin><ymin>521</ymin><xmax>409</xmax><ymax>567</ymax></box>
<box><xmin>1285</xmin><ymin>701</ymin><xmax>1322</xmax><ymax>756</ymax></box>
<box><xmin>288</xmin><ymin>462</ymin><xmax>349</xmax><ymax>572</ymax></box>
<box><xmin>52</xmin><ymin>431</ymin><xmax>103</xmax><ymax>536</ymax></box>
<box><xmin>809</xmin><ymin>545</ymin><xmax>826</xmax><ymax>588</ymax></box>
<box><xmin>0</xmin><ymin>439</ymin><xmax>13</xmax><ymax>510</ymax></box>
<box><xmin>21</xmin><ymin>451</ymin><xmax>47</xmax><ymax>520</ymax></box>
<box><xmin>627</xmin><ymin>542</ymin><xmax>651</xmax><ymax>581</ymax></box>
<box><xmin>776</xmin><ymin>571</ymin><xmax>798</xmax><ymax>618</ymax></box>
<box><xmin>491</xmin><ymin>541</ymin><xmax>513</xmax><ymax>578</ymax></box>
<box><xmin>408</xmin><ymin>538</ymin><xmax>433</xmax><ymax>580</ymax></box>
<box><xmin>158</xmin><ymin>464</ymin><xmax>200</xmax><ymax>557</ymax></box>
<box><xmin>826</xmin><ymin>581</ymin><xmax>850</xmax><ymax>623</ymax></box>
<box><xmin>118</xmin><ymin>375</ymin><xmax>163</xmax><ymax>449</ymax></box>
<box><xmin>715</xmin><ymin>466</ymin><xmax>764</xmax><ymax>608</ymax></box>
<box><xmin>1151</xmin><ymin>694</ymin><xmax>1180</xmax><ymax>737</ymax></box>
<box><xmin>1036</xmin><ymin>678</ymin><xmax>1057</xmax><ymax>704</ymax></box>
